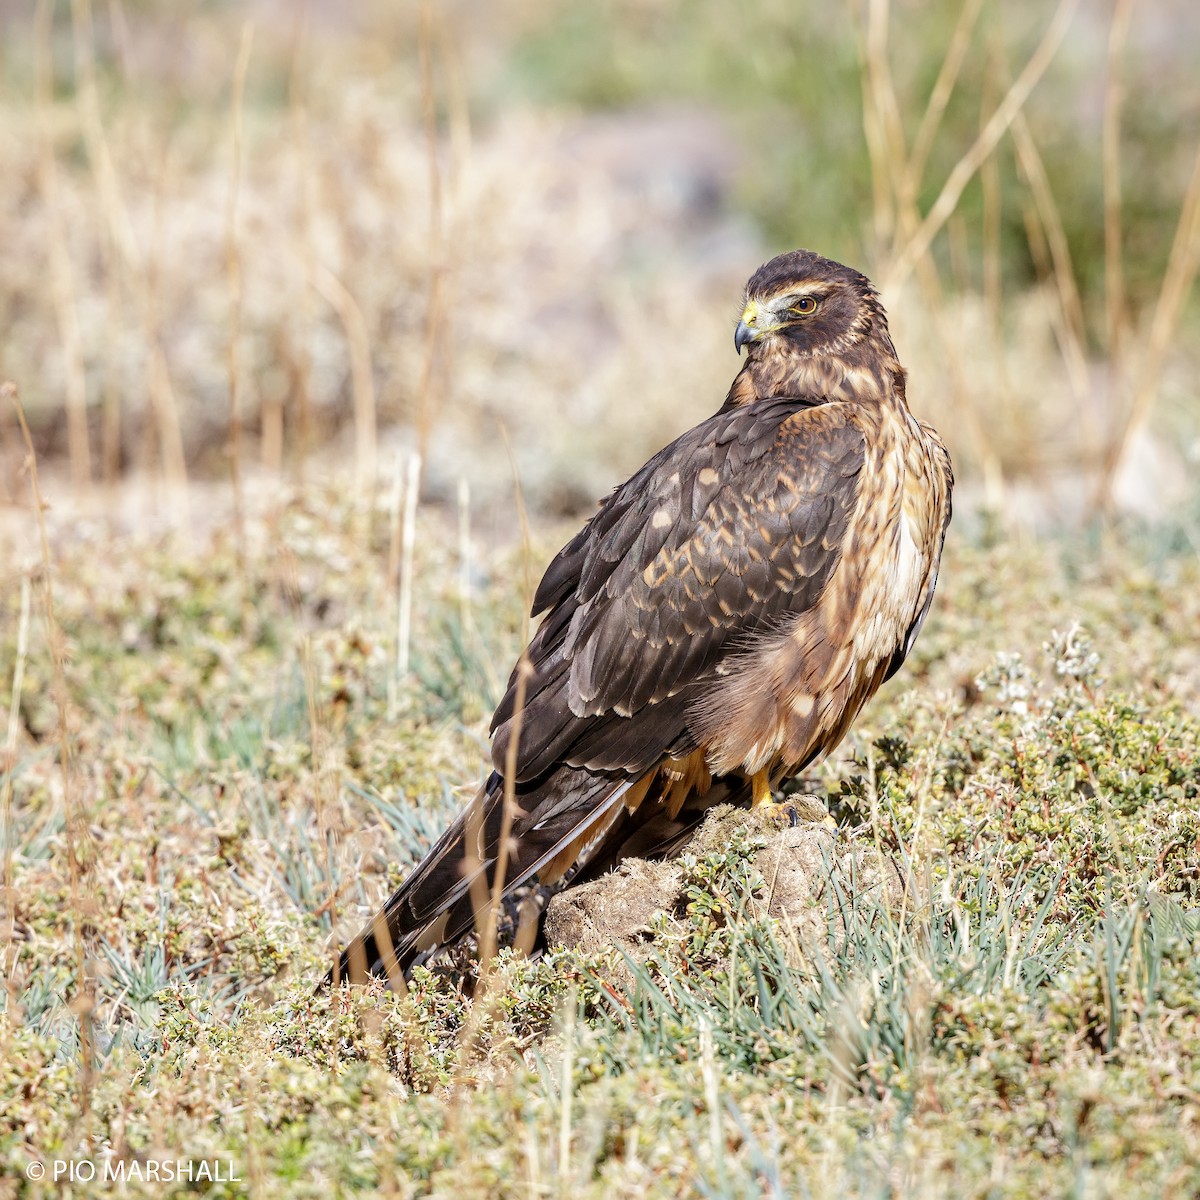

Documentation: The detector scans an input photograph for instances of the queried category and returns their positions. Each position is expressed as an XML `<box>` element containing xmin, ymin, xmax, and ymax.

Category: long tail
<box><xmin>325</xmin><ymin>765</ymin><xmax>636</xmax><ymax>988</ymax></box>
<box><xmin>323</xmin><ymin>756</ymin><xmax>763</xmax><ymax>989</ymax></box>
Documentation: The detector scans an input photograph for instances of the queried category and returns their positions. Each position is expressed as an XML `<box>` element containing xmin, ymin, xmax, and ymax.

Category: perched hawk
<box><xmin>330</xmin><ymin>249</ymin><xmax>952</xmax><ymax>986</ymax></box>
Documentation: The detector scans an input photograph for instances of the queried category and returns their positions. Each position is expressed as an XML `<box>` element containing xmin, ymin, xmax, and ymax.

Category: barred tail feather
<box><xmin>325</xmin><ymin>766</ymin><xmax>637</xmax><ymax>988</ymax></box>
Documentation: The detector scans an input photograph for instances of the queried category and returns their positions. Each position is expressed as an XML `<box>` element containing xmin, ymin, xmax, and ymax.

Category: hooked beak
<box><xmin>734</xmin><ymin>299</ymin><xmax>775</xmax><ymax>354</ymax></box>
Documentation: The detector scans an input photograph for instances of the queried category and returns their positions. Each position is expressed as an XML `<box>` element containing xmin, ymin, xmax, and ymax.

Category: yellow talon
<box><xmin>750</xmin><ymin>769</ymin><xmax>773</xmax><ymax>808</ymax></box>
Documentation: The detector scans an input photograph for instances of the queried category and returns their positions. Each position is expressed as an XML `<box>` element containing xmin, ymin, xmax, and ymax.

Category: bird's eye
<box><xmin>789</xmin><ymin>296</ymin><xmax>819</xmax><ymax>316</ymax></box>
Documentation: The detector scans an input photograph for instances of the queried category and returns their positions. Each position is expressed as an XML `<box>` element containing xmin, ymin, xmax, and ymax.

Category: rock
<box><xmin>543</xmin><ymin>855</ymin><xmax>680</xmax><ymax>965</ymax></box>
<box><xmin>543</xmin><ymin>800</ymin><xmax>906</xmax><ymax>975</ymax></box>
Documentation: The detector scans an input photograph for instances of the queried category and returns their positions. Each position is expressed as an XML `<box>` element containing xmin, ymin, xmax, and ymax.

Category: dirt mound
<box><xmin>544</xmin><ymin>799</ymin><xmax>907</xmax><ymax>970</ymax></box>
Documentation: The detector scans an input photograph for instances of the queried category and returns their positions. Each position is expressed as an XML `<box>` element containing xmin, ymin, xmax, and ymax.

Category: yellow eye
<box><xmin>790</xmin><ymin>296</ymin><xmax>818</xmax><ymax>316</ymax></box>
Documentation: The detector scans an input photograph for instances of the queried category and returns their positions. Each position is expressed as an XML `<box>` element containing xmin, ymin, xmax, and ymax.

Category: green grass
<box><xmin>2</xmin><ymin>490</ymin><xmax>1199</xmax><ymax>1196</ymax></box>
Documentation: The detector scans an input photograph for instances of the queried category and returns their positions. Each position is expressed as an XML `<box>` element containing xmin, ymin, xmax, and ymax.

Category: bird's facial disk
<box><xmin>734</xmin><ymin>285</ymin><xmax>830</xmax><ymax>350</ymax></box>
<box><xmin>733</xmin><ymin>280</ymin><xmax>864</xmax><ymax>355</ymax></box>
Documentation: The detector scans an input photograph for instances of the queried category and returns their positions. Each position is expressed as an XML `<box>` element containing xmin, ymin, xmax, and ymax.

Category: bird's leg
<box><xmin>749</xmin><ymin>768</ymin><xmax>835</xmax><ymax>831</ymax></box>
<box><xmin>750</xmin><ymin>768</ymin><xmax>773</xmax><ymax>808</ymax></box>
<box><xmin>750</xmin><ymin>769</ymin><xmax>803</xmax><ymax>828</ymax></box>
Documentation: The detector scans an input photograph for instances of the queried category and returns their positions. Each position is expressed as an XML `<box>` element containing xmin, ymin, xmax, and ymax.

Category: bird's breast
<box><xmin>771</xmin><ymin>406</ymin><xmax>947</xmax><ymax>767</ymax></box>
<box><xmin>693</xmin><ymin>402</ymin><xmax>950</xmax><ymax>780</ymax></box>
<box><xmin>838</xmin><ymin>409</ymin><xmax>945</xmax><ymax>665</ymax></box>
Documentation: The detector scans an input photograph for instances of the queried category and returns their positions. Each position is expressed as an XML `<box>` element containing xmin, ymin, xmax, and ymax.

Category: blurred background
<box><xmin>1</xmin><ymin>0</ymin><xmax>1198</xmax><ymax>535</ymax></box>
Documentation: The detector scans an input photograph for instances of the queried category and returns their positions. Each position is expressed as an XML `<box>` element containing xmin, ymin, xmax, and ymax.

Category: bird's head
<box><xmin>733</xmin><ymin>250</ymin><xmax>891</xmax><ymax>363</ymax></box>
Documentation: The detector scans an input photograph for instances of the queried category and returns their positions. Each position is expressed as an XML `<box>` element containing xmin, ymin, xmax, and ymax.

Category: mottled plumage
<box><xmin>328</xmin><ymin>249</ymin><xmax>953</xmax><ymax>986</ymax></box>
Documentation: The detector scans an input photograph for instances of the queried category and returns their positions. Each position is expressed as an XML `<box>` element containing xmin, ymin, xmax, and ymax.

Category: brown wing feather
<box><xmin>491</xmin><ymin>399</ymin><xmax>864</xmax><ymax>780</ymax></box>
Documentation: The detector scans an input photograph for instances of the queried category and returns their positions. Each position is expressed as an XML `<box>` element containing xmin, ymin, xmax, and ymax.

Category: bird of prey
<box><xmin>330</xmin><ymin>249</ymin><xmax>953</xmax><ymax>987</ymax></box>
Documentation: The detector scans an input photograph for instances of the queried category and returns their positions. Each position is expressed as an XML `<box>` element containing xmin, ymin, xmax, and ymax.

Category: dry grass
<box><xmin>1</xmin><ymin>1</ymin><xmax>1196</xmax><ymax>522</ymax></box>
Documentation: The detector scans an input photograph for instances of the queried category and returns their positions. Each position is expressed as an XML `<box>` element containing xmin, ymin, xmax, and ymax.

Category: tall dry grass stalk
<box><xmin>257</xmin><ymin>13</ymin><xmax>308</xmax><ymax>478</ymax></box>
<box><xmin>979</xmin><ymin>50</ymin><xmax>1003</xmax><ymax>332</ymax></box>
<box><xmin>68</xmin><ymin>0</ymin><xmax>191</xmax><ymax>498</ymax></box>
<box><xmin>385</xmin><ymin>458</ymin><xmax>405</xmax><ymax>721</ymax></box>
<box><xmin>858</xmin><ymin>0</ymin><xmax>896</xmax><ymax>254</ymax></box>
<box><xmin>857</xmin><ymin>0</ymin><xmax>1005</xmax><ymax>503</ymax></box>
<box><xmin>475</xmin><ymin>650</ymin><xmax>532</xmax><ymax>973</ymax></box>
<box><xmin>6</xmin><ymin>382</ymin><xmax>94</xmax><ymax>1114</ymax></box>
<box><xmin>71</xmin><ymin>0</ymin><xmax>131</xmax><ymax>490</ymax></box>
<box><xmin>396</xmin><ymin>451</ymin><xmax>422</xmax><ymax>686</ymax></box>
<box><xmin>70</xmin><ymin>0</ymin><xmax>136</xmax><ymax>265</ymax></box>
<box><xmin>226</xmin><ymin>23</ymin><xmax>254</xmax><ymax>565</ymax></box>
<box><xmin>699</xmin><ymin>1020</ymin><xmax>723</xmax><ymax>1169</ymax></box>
<box><xmin>1010</xmin><ymin>112</ymin><xmax>1089</xmax><ymax>403</ymax></box>
<box><xmin>386</xmin><ymin>451</ymin><xmax>423</xmax><ymax>719</ymax></box>
<box><xmin>286</xmin><ymin>18</ymin><xmax>317</xmax><ymax>481</ymax></box>
<box><xmin>457</xmin><ymin>477</ymin><xmax>472</xmax><ymax>633</ymax></box>
<box><xmin>99</xmin><ymin>251</ymin><xmax>124</xmax><ymax>488</ymax></box>
<box><xmin>883</xmin><ymin>0</ymin><xmax>1079</xmax><ymax>292</ymax></box>
<box><xmin>858</xmin><ymin>0</ymin><xmax>1093</xmax><ymax>509</ymax></box>
<box><xmin>905</xmin><ymin>0</ymin><xmax>983</xmax><ymax>203</ymax></box>
<box><xmin>1099</xmin><ymin>146</ymin><xmax>1200</xmax><ymax>506</ymax></box>
<box><xmin>866</xmin><ymin>0</ymin><xmax>910</xmax><ymax>231</ymax></box>
<box><xmin>37</xmin><ymin>0</ymin><xmax>91</xmax><ymax>492</ymax></box>
<box><xmin>133</xmin><ymin>141</ymin><xmax>190</xmax><ymax>497</ymax></box>
<box><xmin>447</xmin><ymin>435</ymin><xmax>538</xmax><ymax>1088</ymax></box>
<box><xmin>314</xmin><ymin>265</ymin><xmax>377</xmax><ymax>502</ymax></box>
<box><xmin>1103</xmin><ymin>0</ymin><xmax>1134</xmax><ymax>366</ymax></box>
<box><xmin>434</xmin><ymin>7</ymin><xmax>473</xmax><ymax>196</ymax></box>
<box><xmin>2</xmin><ymin>577</ymin><xmax>32</xmax><ymax>978</ymax></box>
<box><xmin>302</xmin><ymin>638</ymin><xmax>342</xmax><ymax>988</ymax></box>
<box><xmin>474</xmin><ymin>430</ymin><xmax>539</xmax><ymax>977</ymax></box>
<box><xmin>415</xmin><ymin>0</ymin><xmax>449</xmax><ymax>465</ymax></box>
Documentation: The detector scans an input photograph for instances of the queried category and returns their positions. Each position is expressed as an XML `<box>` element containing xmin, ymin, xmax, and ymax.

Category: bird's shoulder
<box><xmin>532</xmin><ymin>396</ymin><xmax>865</xmax><ymax>619</ymax></box>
